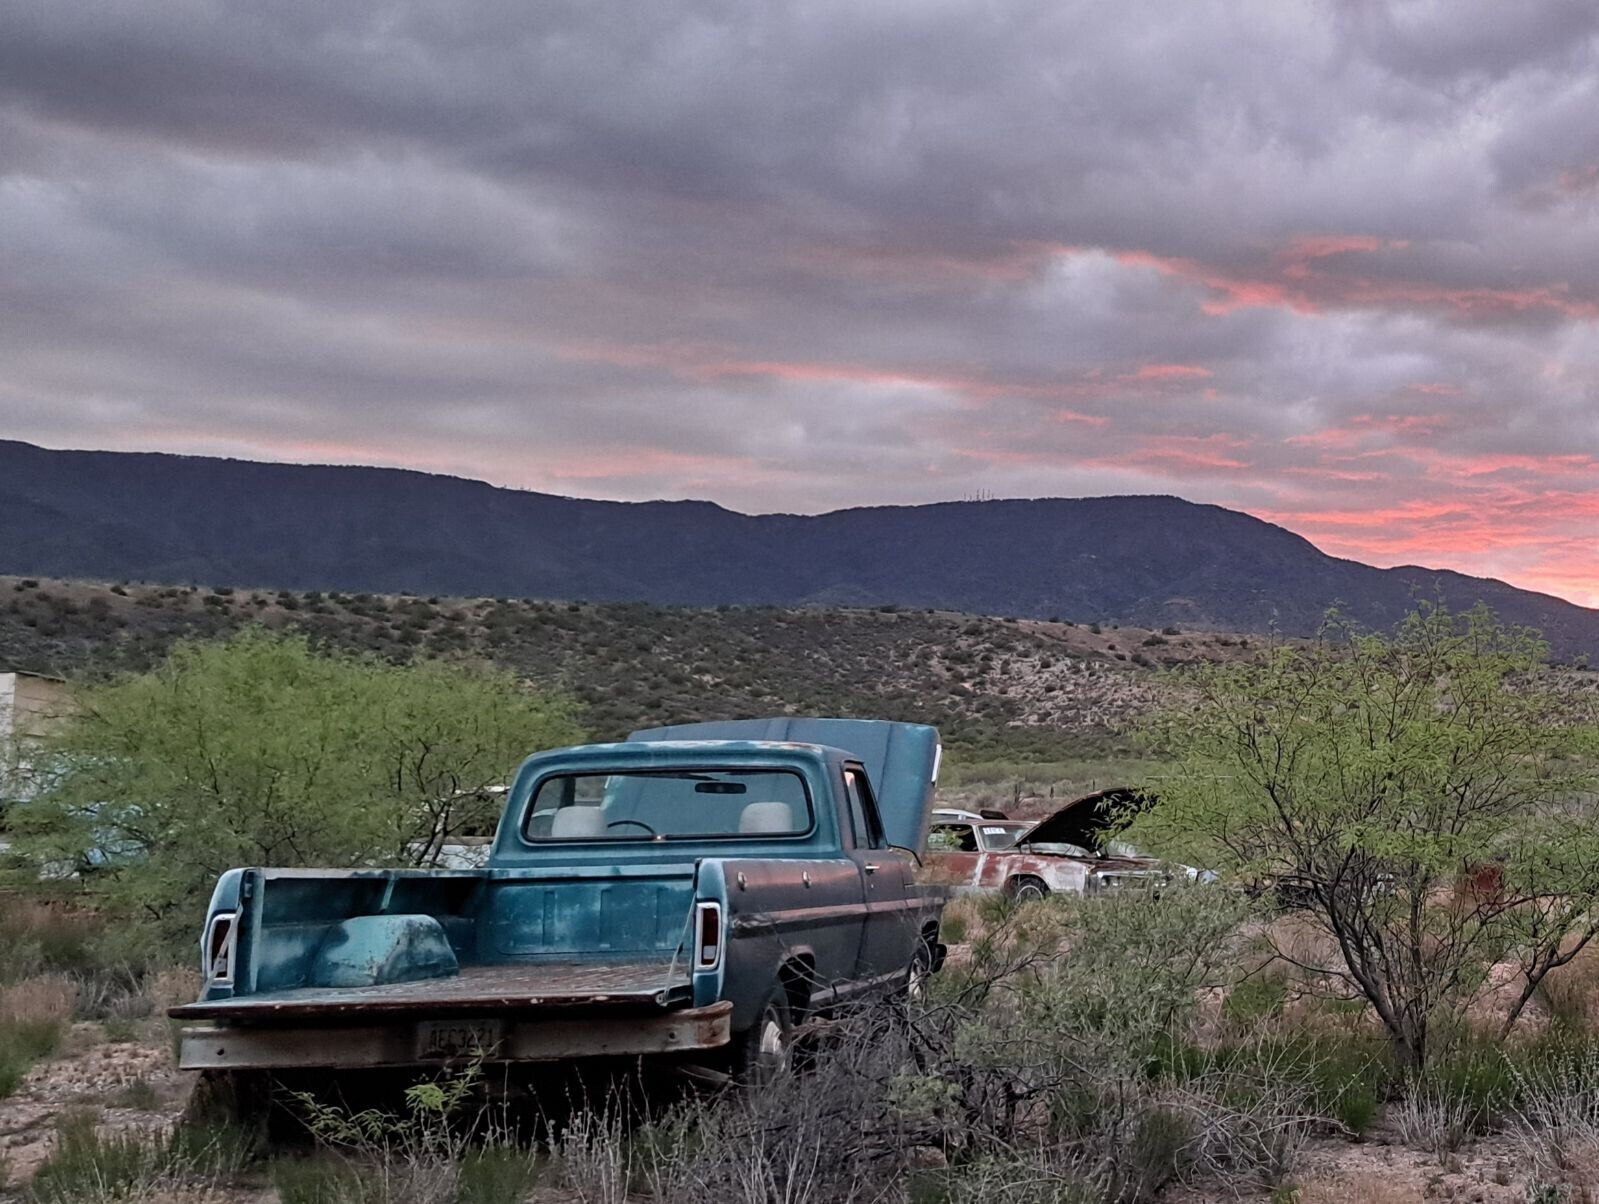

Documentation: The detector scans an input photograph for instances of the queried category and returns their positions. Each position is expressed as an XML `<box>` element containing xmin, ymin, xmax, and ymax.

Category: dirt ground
<box><xmin>0</xmin><ymin>1022</ymin><xmax>188</xmax><ymax>1186</ymax></box>
<box><xmin>1166</xmin><ymin>1126</ymin><xmax>1545</xmax><ymax>1204</ymax></box>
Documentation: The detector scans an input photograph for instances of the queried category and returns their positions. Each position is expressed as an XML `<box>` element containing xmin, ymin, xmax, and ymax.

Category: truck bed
<box><xmin>170</xmin><ymin>960</ymin><xmax>692</xmax><ymax>1021</ymax></box>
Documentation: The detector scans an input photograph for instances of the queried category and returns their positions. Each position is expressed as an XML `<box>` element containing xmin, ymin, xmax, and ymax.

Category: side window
<box><xmin>927</xmin><ymin>823</ymin><xmax>978</xmax><ymax>852</ymax></box>
<box><xmin>843</xmin><ymin>767</ymin><xmax>885</xmax><ymax>850</ymax></box>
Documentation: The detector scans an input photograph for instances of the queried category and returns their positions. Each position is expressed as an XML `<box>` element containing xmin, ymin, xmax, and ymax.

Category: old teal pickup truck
<box><xmin>169</xmin><ymin>717</ymin><xmax>945</xmax><ymax>1087</ymax></box>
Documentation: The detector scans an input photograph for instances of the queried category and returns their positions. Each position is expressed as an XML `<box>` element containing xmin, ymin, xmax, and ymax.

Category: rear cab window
<box><xmin>523</xmin><ymin>768</ymin><xmax>814</xmax><ymax>841</ymax></box>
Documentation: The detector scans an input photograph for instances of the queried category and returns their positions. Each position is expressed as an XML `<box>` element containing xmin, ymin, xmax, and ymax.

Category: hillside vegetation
<box><xmin>0</xmin><ymin>575</ymin><xmax>1262</xmax><ymax>762</ymax></box>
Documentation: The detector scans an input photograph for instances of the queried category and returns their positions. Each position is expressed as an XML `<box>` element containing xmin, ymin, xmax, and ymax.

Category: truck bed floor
<box><xmin>169</xmin><ymin>960</ymin><xmax>692</xmax><ymax>1021</ymax></box>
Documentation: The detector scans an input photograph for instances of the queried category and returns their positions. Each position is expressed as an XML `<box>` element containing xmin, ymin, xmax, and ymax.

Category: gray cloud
<box><xmin>1</xmin><ymin>0</ymin><xmax>1597</xmax><ymax>600</ymax></box>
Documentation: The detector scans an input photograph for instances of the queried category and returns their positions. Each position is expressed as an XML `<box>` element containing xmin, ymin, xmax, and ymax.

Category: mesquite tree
<box><xmin>1129</xmin><ymin>604</ymin><xmax>1599</xmax><ymax>1069</ymax></box>
<box><xmin>5</xmin><ymin>629</ymin><xmax>580</xmax><ymax>949</ymax></box>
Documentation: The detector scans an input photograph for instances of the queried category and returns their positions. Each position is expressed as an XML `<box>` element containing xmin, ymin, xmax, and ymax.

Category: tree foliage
<box><xmin>1128</xmin><ymin>604</ymin><xmax>1599</xmax><ymax>1068</ymax></box>
<box><xmin>5</xmin><ymin>629</ymin><xmax>581</xmax><ymax>945</ymax></box>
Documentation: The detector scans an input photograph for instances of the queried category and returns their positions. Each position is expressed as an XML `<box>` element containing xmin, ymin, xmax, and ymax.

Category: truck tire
<box><xmin>905</xmin><ymin>937</ymin><xmax>935</xmax><ymax>1002</ymax></box>
<box><xmin>732</xmin><ymin>984</ymin><xmax>793</xmax><ymax>1085</ymax></box>
<box><xmin>183</xmin><ymin>1068</ymin><xmax>272</xmax><ymax>1135</ymax></box>
<box><xmin>1007</xmin><ymin>875</ymin><xmax>1049</xmax><ymax>904</ymax></box>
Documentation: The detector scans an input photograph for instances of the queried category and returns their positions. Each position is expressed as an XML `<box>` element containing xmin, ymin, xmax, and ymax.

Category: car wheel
<box><xmin>732</xmin><ymin>985</ymin><xmax>793</xmax><ymax>1085</ymax></box>
<box><xmin>1008</xmin><ymin>875</ymin><xmax>1049</xmax><ymax>903</ymax></box>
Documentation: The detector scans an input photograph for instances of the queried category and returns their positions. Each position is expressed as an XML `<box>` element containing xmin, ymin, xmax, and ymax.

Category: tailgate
<box><xmin>169</xmin><ymin>959</ymin><xmax>690</xmax><ymax>1021</ymax></box>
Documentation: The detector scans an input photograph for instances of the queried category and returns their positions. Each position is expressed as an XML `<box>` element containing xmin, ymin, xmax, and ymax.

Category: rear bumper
<box><xmin>176</xmin><ymin>1001</ymin><xmax>733</xmax><ymax>1071</ymax></box>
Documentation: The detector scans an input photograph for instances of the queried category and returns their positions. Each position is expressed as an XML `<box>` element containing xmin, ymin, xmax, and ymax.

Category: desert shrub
<box><xmin>1303</xmin><ymin>1035</ymin><xmax>1389</xmax><ymax>1136</ymax></box>
<box><xmin>1537</xmin><ymin>943</ymin><xmax>1599</xmax><ymax>1030</ymax></box>
<box><xmin>281</xmin><ymin>1060</ymin><xmax>539</xmax><ymax>1204</ymax></box>
<box><xmin>1133</xmin><ymin>604</ymin><xmax>1599</xmax><ymax>1070</ymax></box>
<box><xmin>912</xmin><ymin>1154</ymin><xmax>1098</xmax><ymax>1203</ymax></box>
<box><xmin>1222</xmin><ymin>974</ymin><xmax>1287</xmax><ymax>1026</ymax></box>
<box><xmin>8</xmin><ymin>630</ymin><xmax>581</xmax><ymax>949</ymax></box>
<box><xmin>638</xmin><ymin>1004</ymin><xmax>917</xmax><ymax>1204</ymax></box>
<box><xmin>456</xmin><ymin>1145</ymin><xmax>542</xmax><ymax>1204</ymax></box>
<box><xmin>272</xmin><ymin>1156</ymin><xmax>371</xmax><ymax>1204</ymax></box>
<box><xmin>1392</xmin><ymin>1083</ymin><xmax>1479</xmax><ymax>1160</ymax></box>
<box><xmin>0</xmin><ymin>974</ymin><xmax>74</xmax><ymax>1099</ymax></box>
<box><xmin>1506</xmin><ymin>1037</ymin><xmax>1599</xmax><ymax>1180</ymax></box>
<box><xmin>553</xmin><ymin>1108</ymin><xmax>630</xmax><ymax>1204</ymax></box>
<box><xmin>1162</xmin><ymin>1027</ymin><xmax>1389</xmax><ymax>1140</ymax></box>
<box><xmin>25</xmin><ymin>1114</ymin><xmax>249</xmax><ymax>1203</ymax></box>
<box><xmin>938</xmin><ymin>896</ymin><xmax>979</xmax><ymax>945</ymax></box>
<box><xmin>0</xmin><ymin>1056</ymin><xmax>26</xmax><ymax>1100</ymax></box>
<box><xmin>891</xmin><ymin>885</ymin><xmax>1320</xmax><ymax>1200</ymax></box>
<box><xmin>1417</xmin><ymin>1029</ymin><xmax>1517</xmax><ymax>1130</ymax></box>
<box><xmin>25</xmin><ymin>1119</ymin><xmax>172</xmax><ymax>1203</ymax></box>
<box><xmin>0</xmin><ymin>903</ymin><xmax>101</xmax><ymax>982</ymax></box>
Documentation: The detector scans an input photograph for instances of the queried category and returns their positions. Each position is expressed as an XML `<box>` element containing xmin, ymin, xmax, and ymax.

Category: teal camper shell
<box><xmin>170</xmin><ymin>718</ymin><xmax>947</xmax><ymax>1079</ymax></box>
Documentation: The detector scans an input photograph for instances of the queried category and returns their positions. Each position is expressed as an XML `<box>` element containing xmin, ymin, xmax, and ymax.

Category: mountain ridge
<box><xmin>1</xmin><ymin>439</ymin><xmax>1594</xmax><ymax>657</ymax></box>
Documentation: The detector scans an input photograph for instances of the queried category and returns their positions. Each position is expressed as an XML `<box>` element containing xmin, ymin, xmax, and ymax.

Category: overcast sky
<box><xmin>3</xmin><ymin>1</ymin><xmax>1597</xmax><ymax>604</ymax></box>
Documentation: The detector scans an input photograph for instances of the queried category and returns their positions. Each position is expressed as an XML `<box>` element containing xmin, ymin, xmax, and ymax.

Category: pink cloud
<box><xmin>1285</xmin><ymin>412</ymin><xmax>1456</xmax><ymax>450</ymax></box>
<box><xmin>1117</xmin><ymin>363</ymin><xmax>1213</xmax><ymax>382</ymax></box>
<box><xmin>1255</xmin><ymin>482</ymin><xmax>1599</xmax><ymax>607</ymax></box>
<box><xmin>1086</xmin><ymin>433</ymin><xmax>1256</xmax><ymax>474</ymax></box>
<box><xmin>557</xmin><ymin>339</ymin><xmax>1122</xmax><ymax>422</ymax></box>
<box><xmin>1091</xmin><ymin>239</ymin><xmax>1599</xmax><ymax>321</ymax></box>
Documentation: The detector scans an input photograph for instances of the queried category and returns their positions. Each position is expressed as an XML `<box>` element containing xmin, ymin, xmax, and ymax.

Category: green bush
<box><xmin>272</xmin><ymin>1156</ymin><xmax>372</xmax><ymax>1204</ymax></box>
<box><xmin>26</xmin><ymin>1130</ymin><xmax>158</xmax><ymax>1201</ymax></box>
<box><xmin>1221</xmin><ymin>975</ymin><xmax>1287</xmax><ymax>1025</ymax></box>
<box><xmin>8</xmin><ymin>630</ymin><xmax>581</xmax><ymax>949</ymax></box>
<box><xmin>3</xmin><ymin>1018</ymin><xmax>62</xmax><ymax>1062</ymax></box>
<box><xmin>0</xmin><ymin>1054</ymin><xmax>26</xmax><ymax>1101</ymax></box>
<box><xmin>1421</xmin><ymin>1028</ymin><xmax>1518</xmax><ymax>1128</ymax></box>
<box><xmin>456</xmin><ymin>1146</ymin><xmax>542</xmax><ymax>1204</ymax></box>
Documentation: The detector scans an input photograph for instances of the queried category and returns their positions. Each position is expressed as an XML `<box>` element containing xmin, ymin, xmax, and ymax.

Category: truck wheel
<box><xmin>183</xmin><ymin>1068</ymin><xmax>271</xmax><ymax>1135</ymax></box>
<box><xmin>733</xmin><ymin>985</ymin><xmax>793</xmax><ymax>1085</ymax></box>
<box><xmin>905</xmin><ymin>938</ymin><xmax>935</xmax><ymax>1002</ymax></box>
<box><xmin>1008</xmin><ymin>876</ymin><xmax>1049</xmax><ymax>904</ymax></box>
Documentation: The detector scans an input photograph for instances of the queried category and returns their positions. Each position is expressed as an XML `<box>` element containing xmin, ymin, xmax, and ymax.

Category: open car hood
<box><xmin>1018</xmin><ymin>787</ymin><xmax>1155</xmax><ymax>856</ymax></box>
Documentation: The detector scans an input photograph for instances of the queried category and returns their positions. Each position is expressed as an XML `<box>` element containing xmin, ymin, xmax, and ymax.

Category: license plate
<box><xmin>416</xmin><ymin>1019</ymin><xmax>504</xmax><ymax>1060</ymax></box>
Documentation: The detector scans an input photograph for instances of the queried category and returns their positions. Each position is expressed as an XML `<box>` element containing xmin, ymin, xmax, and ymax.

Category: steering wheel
<box><xmin>606</xmin><ymin>818</ymin><xmax>658</xmax><ymax>836</ymax></box>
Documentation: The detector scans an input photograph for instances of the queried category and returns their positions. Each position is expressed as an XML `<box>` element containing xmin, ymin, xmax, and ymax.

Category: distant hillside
<box><xmin>3</xmin><ymin>440</ymin><xmax>1596</xmax><ymax>657</ymax></box>
<box><xmin>0</xmin><ymin>576</ymin><xmax>1244</xmax><ymax>760</ymax></box>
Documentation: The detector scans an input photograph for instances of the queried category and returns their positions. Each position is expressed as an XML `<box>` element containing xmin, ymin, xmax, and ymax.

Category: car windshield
<box><xmin>523</xmin><ymin>769</ymin><xmax>813</xmax><ymax>841</ymax></box>
<box><xmin>979</xmin><ymin>823</ymin><xmax>1031</xmax><ymax>850</ymax></box>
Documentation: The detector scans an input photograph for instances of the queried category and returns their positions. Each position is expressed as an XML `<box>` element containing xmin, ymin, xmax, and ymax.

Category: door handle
<box><xmin>863</xmin><ymin>863</ymin><xmax>880</xmax><ymax>874</ymax></box>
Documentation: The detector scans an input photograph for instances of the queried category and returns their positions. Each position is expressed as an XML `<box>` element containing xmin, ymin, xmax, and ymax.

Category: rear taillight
<box><xmin>694</xmin><ymin>902</ymin><xmax>723</xmax><ymax>971</ymax></box>
<box><xmin>204</xmin><ymin>912</ymin><xmax>237</xmax><ymax>984</ymax></box>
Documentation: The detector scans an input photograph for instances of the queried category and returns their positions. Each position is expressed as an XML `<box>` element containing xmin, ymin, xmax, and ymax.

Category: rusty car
<box><xmin>923</xmin><ymin>788</ymin><xmax>1167</xmax><ymax>900</ymax></box>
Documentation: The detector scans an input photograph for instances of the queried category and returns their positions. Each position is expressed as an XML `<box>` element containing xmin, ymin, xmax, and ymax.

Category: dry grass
<box><xmin>0</xmin><ymin>974</ymin><xmax>76</xmax><ymax>1099</ymax></box>
<box><xmin>1538</xmin><ymin>943</ymin><xmax>1599</xmax><ymax>1029</ymax></box>
<box><xmin>0</xmin><ymin>974</ymin><xmax>78</xmax><ymax>1027</ymax></box>
<box><xmin>145</xmin><ymin>968</ymin><xmax>200</xmax><ymax>1019</ymax></box>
